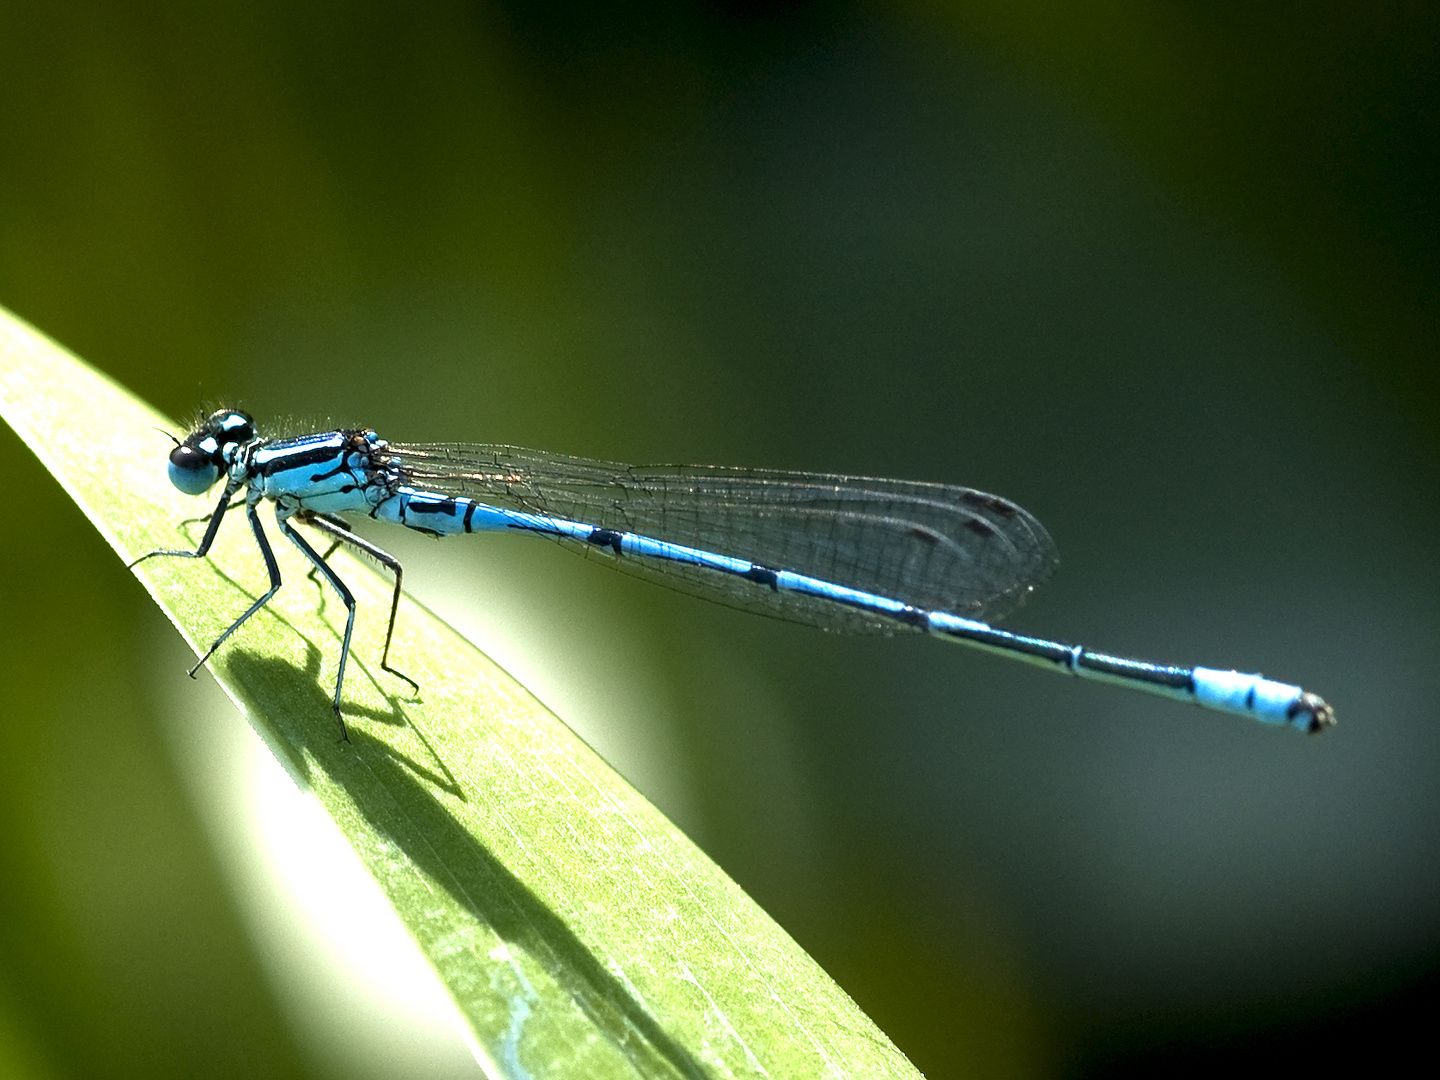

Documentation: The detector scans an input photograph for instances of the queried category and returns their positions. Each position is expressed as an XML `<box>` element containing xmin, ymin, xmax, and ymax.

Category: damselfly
<box><xmin>133</xmin><ymin>409</ymin><xmax>1334</xmax><ymax>738</ymax></box>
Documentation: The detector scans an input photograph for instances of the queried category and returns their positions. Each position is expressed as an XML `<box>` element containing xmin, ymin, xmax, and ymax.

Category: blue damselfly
<box><xmin>134</xmin><ymin>409</ymin><xmax>1334</xmax><ymax>738</ymax></box>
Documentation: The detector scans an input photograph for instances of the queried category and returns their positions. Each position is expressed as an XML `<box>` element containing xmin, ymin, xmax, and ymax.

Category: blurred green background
<box><xmin>2</xmin><ymin>1</ymin><xmax>1437</xmax><ymax>1077</ymax></box>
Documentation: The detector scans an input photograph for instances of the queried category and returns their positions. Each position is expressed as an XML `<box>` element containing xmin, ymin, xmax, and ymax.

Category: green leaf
<box><xmin>0</xmin><ymin>304</ymin><xmax>922</xmax><ymax>1080</ymax></box>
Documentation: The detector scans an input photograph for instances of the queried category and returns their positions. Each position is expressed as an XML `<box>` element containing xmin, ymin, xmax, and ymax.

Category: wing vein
<box><xmin>382</xmin><ymin>443</ymin><xmax>1058</xmax><ymax>631</ymax></box>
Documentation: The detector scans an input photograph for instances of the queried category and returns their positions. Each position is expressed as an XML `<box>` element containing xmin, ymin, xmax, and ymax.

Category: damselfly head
<box><xmin>198</xmin><ymin>408</ymin><xmax>255</xmax><ymax>445</ymax></box>
<box><xmin>166</xmin><ymin>408</ymin><xmax>255</xmax><ymax>495</ymax></box>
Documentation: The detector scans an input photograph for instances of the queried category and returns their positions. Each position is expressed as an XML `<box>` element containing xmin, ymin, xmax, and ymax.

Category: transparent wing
<box><xmin>382</xmin><ymin>443</ymin><xmax>1059</xmax><ymax>633</ymax></box>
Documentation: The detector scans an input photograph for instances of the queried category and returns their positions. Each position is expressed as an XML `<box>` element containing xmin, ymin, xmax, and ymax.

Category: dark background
<box><xmin>2</xmin><ymin>2</ymin><xmax>1437</xmax><ymax>1077</ymax></box>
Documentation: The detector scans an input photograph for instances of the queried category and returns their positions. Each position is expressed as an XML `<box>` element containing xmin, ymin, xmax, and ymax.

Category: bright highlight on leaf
<box><xmin>0</xmin><ymin>305</ymin><xmax>922</xmax><ymax>1079</ymax></box>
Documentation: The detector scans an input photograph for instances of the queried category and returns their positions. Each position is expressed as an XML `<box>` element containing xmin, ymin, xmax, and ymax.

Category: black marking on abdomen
<box><xmin>588</xmin><ymin>527</ymin><xmax>625</xmax><ymax>554</ymax></box>
<box><xmin>895</xmin><ymin>606</ymin><xmax>929</xmax><ymax>628</ymax></box>
<box><xmin>963</xmin><ymin>518</ymin><xmax>997</xmax><ymax>538</ymax></box>
<box><xmin>463</xmin><ymin>502</ymin><xmax>477</xmax><ymax>532</ymax></box>
<box><xmin>742</xmin><ymin>565</ymin><xmax>780</xmax><ymax>591</ymax></box>
<box><xmin>934</xmin><ymin>622</ymin><xmax>1071</xmax><ymax>665</ymax></box>
<box><xmin>1074</xmin><ymin>652</ymin><xmax>1195</xmax><ymax>690</ymax></box>
<box><xmin>408</xmin><ymin>497</ymin><xmax>459</xmax><ymax>516</ymax></box>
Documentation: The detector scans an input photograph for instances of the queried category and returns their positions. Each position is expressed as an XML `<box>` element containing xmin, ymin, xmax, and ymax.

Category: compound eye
<box><xmin>167</xmin><ymin>444</ymin><xmax>221</xmax><ymax>495</ymax></box>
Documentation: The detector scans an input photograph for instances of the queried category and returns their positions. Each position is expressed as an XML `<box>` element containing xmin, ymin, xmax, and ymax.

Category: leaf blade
<box><xmin>0</xmin><ymin>304</ymin><xmax>922</xmax><ymax>1080</ymax></box>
